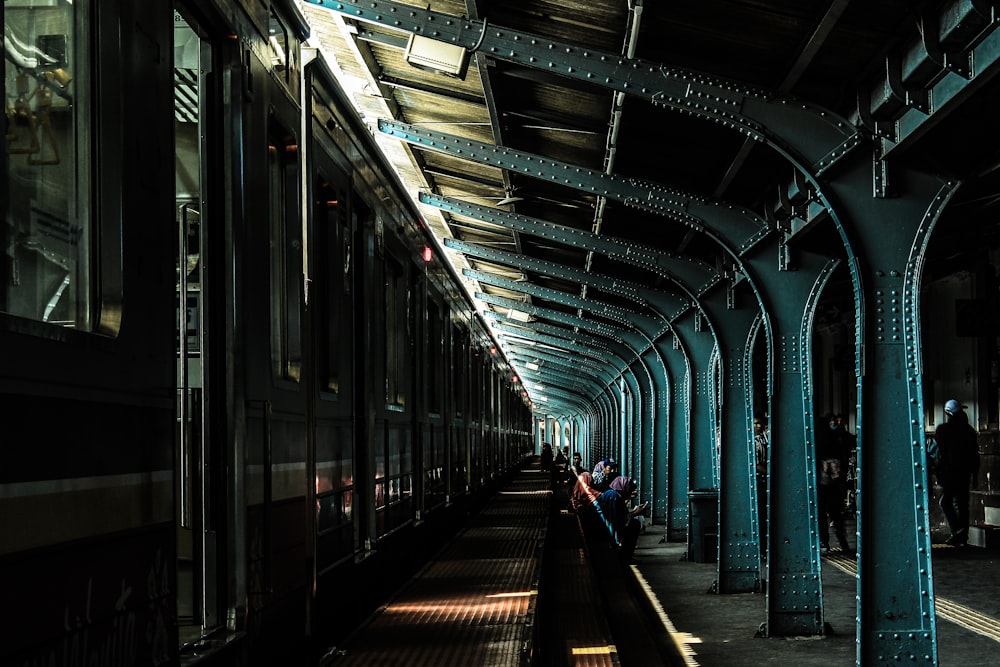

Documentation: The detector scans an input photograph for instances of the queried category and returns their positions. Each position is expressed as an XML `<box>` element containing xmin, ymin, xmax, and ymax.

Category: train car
<box><xmin>1</xmin><ymin>1</ymin><xmax>532</xmax><ymax>665</ymax></box>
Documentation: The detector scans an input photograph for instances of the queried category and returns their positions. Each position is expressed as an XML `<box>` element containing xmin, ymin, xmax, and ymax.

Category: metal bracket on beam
<box><xmin>873</xmin><ymin>141</ymin><xmax>892</xmax><ymax>199</ymax></box>
<box><xmin>887</xmin><ymin>52</ymin><xmax>930</xmax><ymax>114</ymax></box>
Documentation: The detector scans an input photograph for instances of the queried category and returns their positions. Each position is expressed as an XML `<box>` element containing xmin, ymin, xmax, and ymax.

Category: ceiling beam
<box><xmin>381</xmin><ymin>119</ymin><xmax>769</xmax><ymax>254</ymax></box>
<box><xmin>305</xmin><ymin>0</ymin><xmax>863</xmax><ymax>176</ymax></box>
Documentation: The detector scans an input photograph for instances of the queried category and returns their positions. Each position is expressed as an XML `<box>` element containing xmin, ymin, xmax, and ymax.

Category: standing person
<box><xmin>831</xmin><ymin>413</ymin><xmax>857</xmax><ymax>518</ymax></box>
<box><xmin>837</xmin><ymin>413</ymin><xmax>858</xmax><ymax>518</ymax></box>
<box><xmin>540</xmin><ymin>443</ymin><xmax>553</xmax><ymax>472</ymax></box>
<box><xmin>553</xmin><ymin>445</ymin><xmax>568</xmax><ymax>484</ymax></box>
<box><xmin>934</xmin><ymin>399</ymin><xmax>980</xmax><ymax>546</ymax></box>
<box><xmin>753</xmin><ymin>416</ymin><xmax>769</xmax><ymax>556</ymax></box>
<box><xmin>816</xmin><ymin>416</ymin><xmax>852</xmax><ymax>554</ymax></box>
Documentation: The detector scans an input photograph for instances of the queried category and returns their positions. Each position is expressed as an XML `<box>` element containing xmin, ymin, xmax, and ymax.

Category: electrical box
<box><xmin>404</xmin><ymin>34</ymin><xmax>469</xmax><ymax>79</ymax></box>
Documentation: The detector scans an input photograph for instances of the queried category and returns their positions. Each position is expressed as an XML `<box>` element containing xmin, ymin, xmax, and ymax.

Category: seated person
<box><xmin>596</xmin><ymin>476</ymin><xmax>647</xmax><ymax>560</ymax></box>
<box><xmin>591</xmin><ymin>458</ymin><xmax>619</xmax><ymax>492</ymax></box>
<box><xmin>569</xmin><ymin>472</ymin><xmax>601</xmax><ymax>513</ymax></box>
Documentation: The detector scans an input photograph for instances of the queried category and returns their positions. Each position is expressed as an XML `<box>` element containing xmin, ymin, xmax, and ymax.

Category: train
<box><xmin>2</xmin><ymin>0</ymin><xmax>533</xmax><ymax>664</ymax></box>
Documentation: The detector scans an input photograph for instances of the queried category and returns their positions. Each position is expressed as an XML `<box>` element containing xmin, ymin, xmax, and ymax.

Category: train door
<box><xmin>173</xmin><ymin>5</ymin><xmax>221</xmax><ymax>646</ymax></box>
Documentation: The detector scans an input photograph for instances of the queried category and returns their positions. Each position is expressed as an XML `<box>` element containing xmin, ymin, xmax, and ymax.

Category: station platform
<box><xmin>627</xmin><ymin>523</ymin><xmax>1000</xmax><ymax>666</ymax></box>
<box><xmin>316</xmin><ymin>461</ymin><xmax>1000</xmax><ymax>666</ymax></box>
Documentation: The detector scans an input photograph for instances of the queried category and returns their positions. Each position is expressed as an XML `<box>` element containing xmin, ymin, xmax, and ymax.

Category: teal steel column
<box><xmin>670</xmin><ymin>309</ymin><xmax>719</xmax><ymax>563</ymax></box>
<box><xmin>630</xmin><ymin>357</ymin><xmax>658</xmax><ymax>513</ymax></box>
<box><xmin>657</xmin><ymin>331</ymin><xmax>692</xmax><ymax>541</ymax></box>
<box><xmin>643</xmin><ymin>346</ymin><xmax>671</xmax><ymax>527</ymax></box>
<box><xmin>819</xmin><ymin>164</ymin><xmax>957</xmax><ymax>665</ymax></box>
<box><xmin>621</xmin><ymin>371</ymin><xmax>642</xmax><ymax>480</ymax></box>
<box><xmin>701</xmin><ymin>286</ymin><xmax>763</xmax><ymax>593</ymax></box>
<box><xmin>743</xmin><ymin>245</ymin><xmax>839</xmax><ymax>636</ymax></box>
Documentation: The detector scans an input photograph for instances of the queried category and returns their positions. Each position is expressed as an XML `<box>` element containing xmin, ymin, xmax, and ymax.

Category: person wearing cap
<box><xmin>591</xmin><ymin>458</ymin><xmax>619</xmax><ymax>492</ymax></box>
<box><xmin>933</xmin><ymin>399</ymin><xmax>980</xmax><ymax>546</ymax></box>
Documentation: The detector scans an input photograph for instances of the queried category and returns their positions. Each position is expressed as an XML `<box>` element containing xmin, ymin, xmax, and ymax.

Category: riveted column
<box><xmin>743</xmin><ymin>245</ymin><xmax>837</xmax><ymax>636</ymax></box>
<box><xmin>703</xmin><ymin>286</ymin><xmax>763</xmax><ymax>593</ymax></box>
<box><xmin>659</xmin><ymin>332</ymin><xmax>692</xmax><ymax>540</ymax></box>
<box><xmin>642</xmin><ymin>346</ymin><xmax>671</xmax><ymax>526</ymax></box>
<box><xmin>821</xmin><ymin>162</ymin><xmax>956</xmax><ymax>665</ymax></box>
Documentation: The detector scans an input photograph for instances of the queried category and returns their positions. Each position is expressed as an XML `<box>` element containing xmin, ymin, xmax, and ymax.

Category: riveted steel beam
<box><xmin>474</xmin><ymin>292</ymin><xmax>630</xmax><ymax>343</ymax></box>
<box><xmin>859</xmin><ymin>0</ymin><xmax>1000</xmax><ymax>155</ymax></box>
<box><xmin>517</xmin><ymin>365</ymin><xmax>598</xmax><ymax>400</ymax></box>
<box><xmin>487</xmin><ymin>311</ymin><xmax>642</xmax><ymax>395</ymax></box>
<box><xmin>421</xmin><ymin>193</ymin><xmax>724</xmax><ymax>295</ymax></box>
<box><xmin>518</xmin><ymin>364</ymin><xmax>604</xmax><ymax>412</ymax></box>
<box><xmin>306</xmin><ymin>0</ymin><xmax>862</xmax><ymax>176</ymax></box>
<box><xmin>431</xmin><ymin>193</ymin><xmax>759</xmax><ymax>572</ymax></box>
<box><xmin>512</xmin><ymin>367</ymin><xmax>612</xmax><ymax>413</ymax></box>
<box><xmin>508</xmin><ymin>350</ymin><xmax>616</xmax><ymax>387</ymax></box>
<box><xmin>482</xmin><ymin>310</ymin><xmax>616</xmax><ymax>355</ymax></box>
<box><xmin>517</xmin><ymin>363</ymin><xmax>599</xmax><ymax>396</ymax></box>
<box><xmin>464</xmin><ymin>268</ymin><xmax>662</xmax><ymax>335</ymax></box>
<box><xmin>434</xmin><ymin>195</ymin><xmax>764</xmax><ymax>580</ymax></box>
<box><xmin>491</xmin><ymin>320</ymin><xmax>629</xmax><ymax>369</ymax></box>
<box><xmin>385</xmin><ymin>120</ymin><xmax>771</xmax><ymax>254</ymax></box>
<box><xmin>445</xmin><ymin>237</ymin><xmax>690</xmax><ymax>321</ymax></box>
<box><xmin>523</xmin><ymin>380</ymin><xmax>590</xmax><ymax>414</ymax></box>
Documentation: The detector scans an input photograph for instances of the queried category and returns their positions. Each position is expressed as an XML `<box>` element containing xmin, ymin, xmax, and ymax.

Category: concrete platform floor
<box><xmin>628</xmin><ymin>526</ymin><xmax>1000</xmax><ymax>666</ymax></box>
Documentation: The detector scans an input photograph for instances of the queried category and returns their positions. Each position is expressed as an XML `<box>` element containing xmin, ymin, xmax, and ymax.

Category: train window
<box><xmin>267</xmin><ymin>9</ymin><xmax>289</xmax><ymax>84</ymax></box>
<box><xmin>451</xmin><ymin>325</ymin><xmax>466</xmax><ymax>419</ymax></box>
<box><xmin>267</xmin><ymin>116</ymin><xmax>302</xmax><ymax>381</ymax></box>
<box><xmin>385</xmin><ymin>254</ymin><xmax>406</xmax><ymax>407</ymax></box>
<box><xmin>3</xmin><ymin>1</ymin><xmax>98</xmax><ymax>330</ymax></box>
<box><xmin>427</xmin><ymin>298</ymin><xmax>442</xmax><ymax>414</ymax></box>
<box><xmin>315</xmin><ymin>174</ymin><xmax>343</xmax><ymax>392</ymax></box>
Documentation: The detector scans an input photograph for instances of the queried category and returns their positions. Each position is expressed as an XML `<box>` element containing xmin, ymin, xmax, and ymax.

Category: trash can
<box><xmin>688</xmin><ymin>489</ymin><xmax>719</xmax><ymax>563</ymax></box>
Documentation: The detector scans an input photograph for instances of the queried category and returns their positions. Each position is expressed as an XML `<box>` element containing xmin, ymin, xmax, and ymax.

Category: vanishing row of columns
<box><xmin>308</xmin><ymin>1</ymin><xmax>1000</xmax><ymax>662</ymax></box>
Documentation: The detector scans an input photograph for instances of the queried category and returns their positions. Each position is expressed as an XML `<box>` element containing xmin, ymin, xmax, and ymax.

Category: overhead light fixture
<box><xmin>525</xmin><ymin>362</ymin><xmax>539</xmax><ymax>371</ymax></box>
<box><xmin>507</xmin><ymin>308</ymin><xmax>532</xmax><ymax>322</ymax></box>
<box><xmin>404</xmin><ymin>34</ymin><xmax>469</xmax><ymax>79</ymax></box>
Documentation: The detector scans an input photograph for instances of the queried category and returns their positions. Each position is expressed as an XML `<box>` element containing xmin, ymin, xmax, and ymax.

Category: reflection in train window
<box><xmin>3</xmin><ymin>2</ymin><xmax>92</xmax><ymax>329</ymax></box>
<box><xmin>267</xmin><ymin>115</ymin><xmax>302</xmax><ymax>381</ymax></box>
<box><xmin>385</xmin><ymin>254</ymin><xmax>406</xmax><ymax>407</ymax></box>
<box><xmin>267</xmin><ymin>9</ymin><xmax>289</xmax><ymax>83</ymax></box>
<box><xmin>427</xmin><ymin>298</ymin><xmax>442</xmax><ymax>414</ymax></box>
<box><xmin>315</xmin><ymin>173</ymin><xmax>343</xmax><ymax>392</ymax></box>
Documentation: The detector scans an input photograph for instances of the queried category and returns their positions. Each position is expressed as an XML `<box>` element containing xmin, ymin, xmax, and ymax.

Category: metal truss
<box><xmin>305</xmin><ymin>0</ymin><xmax>863</xmax><ymax>176</ymax></box>
<box><xmin>387</xmin><ymin>119</ymin><xmax>770</xmax><ymax>254</ymax></box>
